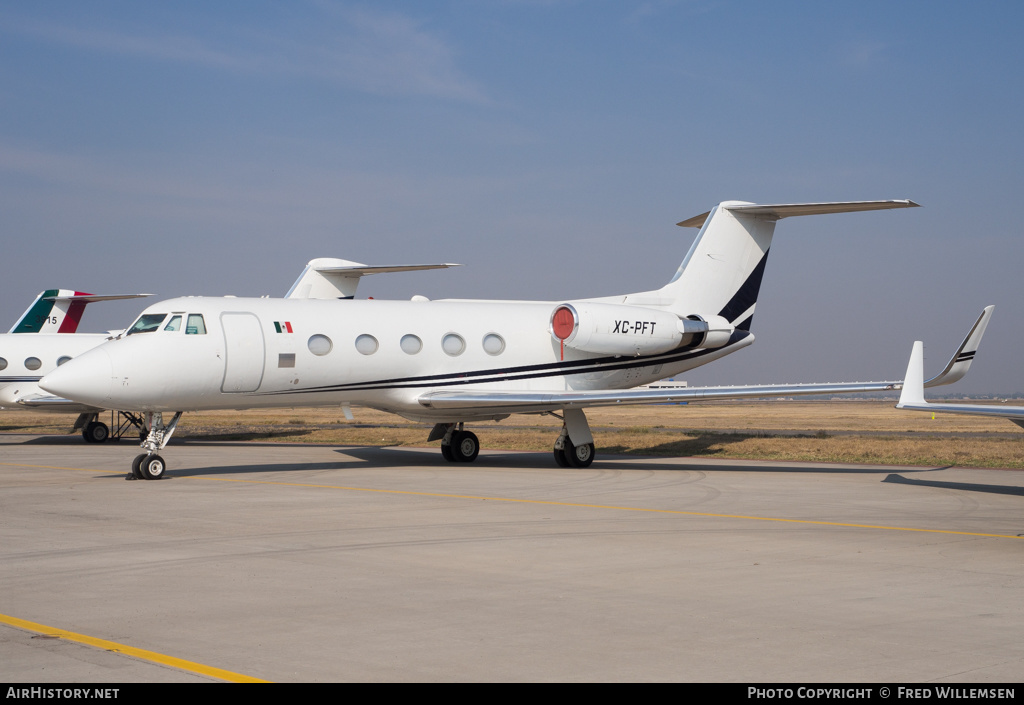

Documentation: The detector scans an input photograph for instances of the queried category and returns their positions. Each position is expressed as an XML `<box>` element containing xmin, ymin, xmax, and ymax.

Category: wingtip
<box><xmin>897</xmin><ymin>341</ymin><xmax>926</xmax><ymax>407</ymax></box>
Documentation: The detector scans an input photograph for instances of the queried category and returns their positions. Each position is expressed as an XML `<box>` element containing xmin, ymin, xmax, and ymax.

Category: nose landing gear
<box><xmin>126</xmin><ymin>411</ymin><xmax>182</xmax><ymax>481</ymax></box>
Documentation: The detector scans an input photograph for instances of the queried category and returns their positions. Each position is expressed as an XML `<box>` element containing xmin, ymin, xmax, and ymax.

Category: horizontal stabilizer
<box><xmin>286</xmin><ymin>258</ymin><xmax>461</xmax><ymax>299</ymax></box>
<box><xmin>677</xmin><ymin>200</ymin><xmax>919</xmax><ymax>228</ymax></box>
<box><xmin>44</xmin><ymin>293</ymin><xmax>152</xmax><ymax>303</ymax></box>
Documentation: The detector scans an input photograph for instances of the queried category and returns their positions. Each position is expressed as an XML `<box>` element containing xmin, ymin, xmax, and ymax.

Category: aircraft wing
<box><xmin>419</xmin><ymin>380</ymin><xmax>901</xmax><ymax>415</ymax></box>
<box><xmin>420</xmin><ymin>305</ymin><xmax>995</xmax><ymax>416</ymax></box>
<box><xmin>897</xmin><ymin>339</ymin><xmax>1024</xmax><ymax>428</ymax></box>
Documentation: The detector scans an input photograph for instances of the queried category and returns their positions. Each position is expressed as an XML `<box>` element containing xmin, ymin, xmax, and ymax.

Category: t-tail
<box><xmin>8</xmin><ymin>290</ymin><xmax>152</xmax><ymax>334</ymax></box>
<box><xmin>633</xmin><ymin>200</ymin><xmax>920</xmax><ymax>332</ymax></box>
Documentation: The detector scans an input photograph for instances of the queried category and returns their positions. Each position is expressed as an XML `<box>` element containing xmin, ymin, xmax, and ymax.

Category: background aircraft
<box><xmin>1</xmin><ymin>289</ymin><xmax>150</xmax><ymax>442</ymax></box>
<box><xmin>44</xmin><ymin>199</ymin><xmax>981</xmax><ymax>480</ymax></box>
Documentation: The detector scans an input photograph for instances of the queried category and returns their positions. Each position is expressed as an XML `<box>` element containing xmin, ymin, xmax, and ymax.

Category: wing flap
<box><xmin>419</xmin><ymin>381</ymin><xmax>901</xmax><ymax>414</ymax></box>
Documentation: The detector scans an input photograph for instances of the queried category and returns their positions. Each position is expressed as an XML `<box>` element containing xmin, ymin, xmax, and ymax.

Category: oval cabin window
<box><xmin>355</xmin><ymin>334</ymin><xmax>378</xmax><ymax>355</ymax></box>
<box><xmin>308</xmin><ymin>334</ymin><xmax>333</xmax><ymax>356</ymax></box>
<box><xmin>400</xmin><ymin>334</ymin><xmax>422</xmax><ymax>355</ymax></box>
<box><xmin>441</xmin><ymin>334</ymin><xmax>465</xmax><ymax>357</ymax></box>
<box><xmin>482</xmin><ymin>333</ymin><xmax>505</xmax><ymax>356</ymax></box>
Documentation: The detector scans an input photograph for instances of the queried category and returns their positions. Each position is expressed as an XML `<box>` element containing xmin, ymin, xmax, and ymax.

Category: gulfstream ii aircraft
<box><xmin>44</xmin><ymin>199</ymin><xmax>974</xmax><ymax>480</ymax></box>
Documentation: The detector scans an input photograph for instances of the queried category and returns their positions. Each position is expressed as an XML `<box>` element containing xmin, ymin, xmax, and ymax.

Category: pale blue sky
<box><xmin>2</xmin><ymin>1</ymin><xmax>1022</xmax><ymax>394</ymax></box>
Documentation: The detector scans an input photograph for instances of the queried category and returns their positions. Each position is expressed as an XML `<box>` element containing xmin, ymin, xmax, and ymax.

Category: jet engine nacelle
<box><xmin>550</xmin><ymin>303</ymin><xmax>732</xmax><ymax>356</ymax></box>
<box><xmin>680</xmin><ymin>314</ymin><xmax>734</xmax><ymax>349</ymax></box>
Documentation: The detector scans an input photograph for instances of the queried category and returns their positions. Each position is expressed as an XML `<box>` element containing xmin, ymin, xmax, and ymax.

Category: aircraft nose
<box><xmin>39</xmin><ymin>347</ymin><xmax>113</xmax><ymax>406</ymax></box>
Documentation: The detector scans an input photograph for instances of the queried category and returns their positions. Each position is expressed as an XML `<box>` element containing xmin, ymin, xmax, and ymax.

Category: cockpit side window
<box><xmin>186</xmin><ymin>314</ymin><xmax>207</xmax><ymax>335</ymax></box>
<box><xmin>127</xmin><ymin>314</ymin><xmax>168</xmax><ymax>335</ymax></box>
<box><xmin>163</xmin><ymin>315</ymin><xmax>182</xmax><ymax>332</ymax></box>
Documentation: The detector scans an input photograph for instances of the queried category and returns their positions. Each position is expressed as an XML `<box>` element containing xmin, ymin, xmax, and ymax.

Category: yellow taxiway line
<box><xmin>0</xmin><ymin>613</ymin><xmax>268</xmax><ymax>683</ymax></box>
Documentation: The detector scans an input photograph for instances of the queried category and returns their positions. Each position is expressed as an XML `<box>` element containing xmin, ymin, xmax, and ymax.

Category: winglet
<box><xmin>923</xmin><ymin>305</ymin><xmax>994</xmax><ymax>388</ymax></box>
<box><xmin>897</xmin><ymin>341</ymin><xmax>926</xmax><ymax>408</ymax></box>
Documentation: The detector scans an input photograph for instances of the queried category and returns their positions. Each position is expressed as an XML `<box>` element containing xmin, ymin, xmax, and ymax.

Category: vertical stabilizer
<box><xmin>658</xmin><ymin>202</ymin><xmax>775</xmax><ymax>330</ymax></box>
<box><xmin>650</xmin><ymin>200</ymin><xmax>919</xmax><ymax>330</ymax></box>
<box><xmin>8</xmin><ymin>290</ymin><xmax>152</xmax><ymax>333</ymax></box>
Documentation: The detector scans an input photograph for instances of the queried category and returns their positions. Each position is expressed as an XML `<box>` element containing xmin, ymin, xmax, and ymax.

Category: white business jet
<box><xmin>897</xmin><ymin>308</ymin><xmax>1024</xmax><ymax>428</ymax></box>
<box><xmin>1</xmin><ymin>289</ymin><xmax>150</xmax><ymax>441</ymax></box>
<box><xmin>44</xmin><ymin>199</ymin><xmax>972</xmax><ymax>480</ymax></box>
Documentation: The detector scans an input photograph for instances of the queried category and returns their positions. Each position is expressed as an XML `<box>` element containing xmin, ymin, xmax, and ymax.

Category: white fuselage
<box><xmin>0</xmin><ymin>333</ymin><xmax>110</xmax><ymax>412</ymax></box>
<box><xmin>40</xmin><ymin>296</ymin><xmax>751</xmax><ymax>421</ymax></box>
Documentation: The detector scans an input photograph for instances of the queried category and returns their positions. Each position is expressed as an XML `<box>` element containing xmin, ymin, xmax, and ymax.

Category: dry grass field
<box><xmin>4</xmin><ymin>400</ymin><xmax>1024</xmax><ymax>469</ymax></box>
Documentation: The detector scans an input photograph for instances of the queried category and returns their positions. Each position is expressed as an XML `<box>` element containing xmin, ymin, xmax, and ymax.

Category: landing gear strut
<box><xmin>127</xmin><ymin>411</ymin><xmax>182</xmax><ymax>481</ymax></box>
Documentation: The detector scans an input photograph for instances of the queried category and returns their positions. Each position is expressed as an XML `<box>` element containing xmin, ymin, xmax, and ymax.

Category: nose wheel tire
<box><xmin>450</xmin><ymin>431</ymin><xmax>480</xmax><ymax>463</ymax></box>
<box><xmin>129</xmin><ymin>454</ymin><xmax>146</xmax><ymax>480</ymax></box>
<box><xmin>83</xmin><ymin>421</ymin><xmax>109</xmax><ymax>444</ymax></box>
<box><xmin>134</xmin><ymin>454</ymin><xmax>166</xmax><ymax>480</ymax></box>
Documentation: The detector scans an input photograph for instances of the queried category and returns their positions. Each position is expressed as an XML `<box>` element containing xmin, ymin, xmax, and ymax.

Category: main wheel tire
<box><xmin>563</xmin><ymin>440</ymin><xmax>595</xmax><ymax>468</ymax></box>
<box><xmin>553</xmin><ymin>445</ymin><xmax>570</xmax><ymax>467</ymax></box>
<box><xmin>131</xmin><ymin>454</ymin><xmax>147</xmax><ymax>479</ymax></box>
<box><xmin>450</xmin><ymin>431</ymin><xmax>480</xmax><ymax>463</ymax></box>
<box><xmin>139</xmin><ymin>454</ymin><xmax>166</xmax><ymax>480</ymax></box>
<box><xmin>84</xmin><ymin>421</ymin><xmax>109</xmax><ymax>444</ymax></box>
<box><xmin>441</xmin><ymin>443</ymin><xmax>455</xmax><ymax>462</ymax></box>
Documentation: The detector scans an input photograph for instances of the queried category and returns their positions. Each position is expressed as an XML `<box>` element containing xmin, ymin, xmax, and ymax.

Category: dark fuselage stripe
<box><xmin>255</xmin><ymin>331</ymin><xmax>750</xmax><ymax>397</ymax></box>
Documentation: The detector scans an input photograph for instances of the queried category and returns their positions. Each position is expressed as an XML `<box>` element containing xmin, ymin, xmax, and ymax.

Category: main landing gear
<box><xmin>127</xmin><ymin>411</ymin><xmax>182</xmax><ymax>481</ymax></box>
<box><xmin>82</xmin><ymin>420</ymin><xmax>109</xmax><ymax>444</ymax></box>
<box><xmin>75</xmin><ymin>411</ymin><xmax>148</xmax><ymax>444</ymax></box>
<box><xmin>437</xmin><ymin>423</ymin><xmax>481</xmax><ymax>463</ymax></box>
<box><xmin>553</xmin><ymin>431</ymin><xmax>595</xmax><ymax>468</ymax></box>
<box><xmin>432</xmin><ymin>408</ymin><xmax>596</xmax><ymax>468</ymax></box>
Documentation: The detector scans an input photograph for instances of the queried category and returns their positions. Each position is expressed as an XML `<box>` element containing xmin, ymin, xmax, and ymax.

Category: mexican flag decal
<box><xmin>274</xmin><ymin>321</ymin><xmax>293</xmax><ymax>333</ymax></box>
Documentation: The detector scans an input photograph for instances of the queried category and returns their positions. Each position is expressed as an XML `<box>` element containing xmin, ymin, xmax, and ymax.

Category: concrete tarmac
<box><xmin>2</xmin><ymin>435</ymin><xmax>1023</xmax><ymax>682</ymax></box>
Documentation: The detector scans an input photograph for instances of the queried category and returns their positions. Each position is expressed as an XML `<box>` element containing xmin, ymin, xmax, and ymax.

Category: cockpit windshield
<box><xmin>126</xmin><ymin>313</ymin><xmax>168</xmax><ymax>335</ymax></box>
